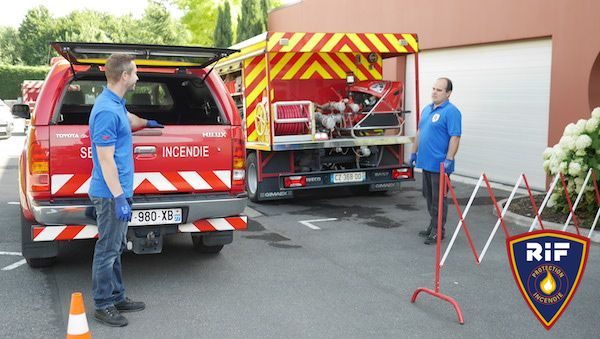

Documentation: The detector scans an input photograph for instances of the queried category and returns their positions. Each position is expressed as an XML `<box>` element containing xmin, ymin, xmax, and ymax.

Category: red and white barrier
<box><xmin>412</xmin><ymin>164</ymin><xmax>600</xmax><ymax>325</ymax></box>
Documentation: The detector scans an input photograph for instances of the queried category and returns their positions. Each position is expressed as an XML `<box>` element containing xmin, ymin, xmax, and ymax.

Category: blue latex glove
<box><xmin>443</xmin><ymin>159</ymin><xmax>455</xmax><ymax>175</ymax></box>
<box><xmin>409</xmin><ymin>153</ymin><xmax>417</xmax><ymax>167</ymax></box>
<box><xmin>146</xmin><ymin>120</ymin><xmax>164</xmax><ymax>128</ymax></box>
<box><xmin>114</xmin><ymin>194</ymin><xmax>132</xmax><ymax>222</ymax></box>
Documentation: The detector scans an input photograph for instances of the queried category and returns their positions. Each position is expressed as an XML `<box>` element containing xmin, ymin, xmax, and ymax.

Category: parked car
<box><xmin>0</xmin><ymin>99</ymin><xmax>15</xmax><ymax>139</ymax></box>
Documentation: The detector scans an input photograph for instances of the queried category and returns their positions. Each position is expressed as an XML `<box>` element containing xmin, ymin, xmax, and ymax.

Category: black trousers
<box><xmin>422</xmin><ymin>170</ymin><xmax>449</xmax><ymax>233</ymax></box>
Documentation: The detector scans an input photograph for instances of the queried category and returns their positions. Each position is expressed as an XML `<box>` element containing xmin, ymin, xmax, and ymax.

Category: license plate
<box><xmin>331</xmin><ymin>171</ymin><xmax>366</xmax><ymax>184</ymax></box>
<box><xmin>129</xmin><ymin>208</ymin><xmax>182</xmax><ymax>226</ymax></box>
<box><xmin>0</xmin><ymin>127</ymin><xmax>5</xmax><ymax>133</ymax></box>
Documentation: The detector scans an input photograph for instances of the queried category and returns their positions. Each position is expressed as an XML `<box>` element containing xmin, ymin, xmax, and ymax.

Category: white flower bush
<box><xmin>543</xmin><ymin>107</ymin><xmax>600</xmax><ymax>213</ymax></box>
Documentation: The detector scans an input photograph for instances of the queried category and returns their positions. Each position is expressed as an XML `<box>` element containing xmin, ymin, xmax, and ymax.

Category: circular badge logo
<box><xmin>526</xmin><ymin>264</ymin><xmax>569</xmax><ymax>305</ymax></box>
<box><xmin>432</xmin><ymin>113</ymin><xmax>440</xmax><ymax>122</ymax></box>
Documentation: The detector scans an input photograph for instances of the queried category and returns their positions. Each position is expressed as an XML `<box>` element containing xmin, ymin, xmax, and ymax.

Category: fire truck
<box><xmin>20</xmin><ymin>80</ymin><xmax>44</xmax><ymax>132</ymax></box>
<box><xmin>215</xmin><ymin>32</ymin><xmax>420</xmax><ymax>201</ymax></box>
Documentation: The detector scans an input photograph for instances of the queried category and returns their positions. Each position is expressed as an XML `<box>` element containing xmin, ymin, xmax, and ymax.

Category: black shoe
<box><xmin>418</xmin><ymin>229</ymin><xmax>431</xmax><ymax>238</ymax></box>
<box><xmin>94</xmin><ymin>306</ymin><xmax>128</xmax><ymax>327</ymax></box>
<box><xmin>424</xmin><ymin>232</ymin><xmax>445</xmax><ymax>245</ymax></box>
<box><xmin>115</xmin><ymin>297</ymin><xmax>146</xmax><ymax>313</ymax></box>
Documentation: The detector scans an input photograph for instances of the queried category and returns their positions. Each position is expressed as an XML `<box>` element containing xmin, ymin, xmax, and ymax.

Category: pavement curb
<box><xmin>496</xmin><ymin>198</ymin><xmax>600</xmax><ymax>243</ymax></box>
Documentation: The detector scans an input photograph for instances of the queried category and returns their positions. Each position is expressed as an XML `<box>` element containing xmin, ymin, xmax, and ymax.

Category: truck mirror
<box><xmin>11</xmin><ymin>104</ymin><xmax>31</xmax><ymax>119</ymax></box>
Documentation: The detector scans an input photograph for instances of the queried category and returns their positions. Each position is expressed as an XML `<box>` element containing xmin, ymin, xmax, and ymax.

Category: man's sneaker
<box><xmin>418</xmin><ymin>229</ymin><xmax>431</xmax><ymax>238</ymax></box>
<box><xmin>424</xmin><ymin>232</ymin><xmax>445</xmax><ymax>245</ymax></box>
<box><xmin>115</xmin><ymin>297</ymin><xmax>146</xmax><ymax>313</ymax></box>
<box><xmin>94</xmin><ymin>306</ymin><xmax>128</xmax><ymax>327</ymax></box>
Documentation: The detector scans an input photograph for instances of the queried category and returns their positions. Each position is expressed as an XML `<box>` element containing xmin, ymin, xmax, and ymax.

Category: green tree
<box><xmin>236</xmin><ymin>0</ymin><xmax>265</xmax><ymax>42</ymax></box>
<box><xmin>213</xmin><ymin>1</ymin><xmax>233</xmax><ymax>48</ymax></box>
<box><xmin>0</xmin><ymin>27</ymin><xmax>21</xmax><ymax>65</ymax></box>
<box><xmin>132</xmin><ymin>0</ymin><xmax>190</xmax><ymax>45</ymax></box>
<box><xmin>17</xmin><ymin>6</ymin><xmax>57</xmax><ymax>65</ymax></box>
<box><xmin>177</xmin><ymin>0</ymin><xmax>217</xmax><ymax>46</ymax></box>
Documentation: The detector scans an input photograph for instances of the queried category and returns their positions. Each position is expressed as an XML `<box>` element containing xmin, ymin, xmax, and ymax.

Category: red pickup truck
<box><xmin>12</xmin><ymin>42</ymin><xmax>248</xmax><ymax>267</ymax></box>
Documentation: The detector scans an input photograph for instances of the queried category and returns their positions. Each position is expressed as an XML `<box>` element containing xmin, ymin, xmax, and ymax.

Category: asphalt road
<box><xmin>1</xmin><ymin>134</ymin><xmax>599</xmax><ymax>338</ymax></box>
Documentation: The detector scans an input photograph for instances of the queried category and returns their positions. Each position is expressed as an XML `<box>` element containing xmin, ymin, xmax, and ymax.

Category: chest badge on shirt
<box><xmin>431</xmin><ymin>113</ymin><xmax>440</xmax><ymax>122</ymax></box>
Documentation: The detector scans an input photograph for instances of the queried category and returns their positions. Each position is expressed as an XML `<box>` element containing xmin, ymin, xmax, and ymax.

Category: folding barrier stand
<box><xmin>412</xmin><ymin>167</ymin><xmax>549</xmax><ymax>324</ymax></box>
<box><xmin>411</xmin><ymin>164</ymin><xmax>468</xmax><ymax>325</ymax></box>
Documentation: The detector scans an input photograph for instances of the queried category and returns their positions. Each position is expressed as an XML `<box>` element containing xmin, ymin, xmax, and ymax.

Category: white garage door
<box><xmin>404</xmin><ymin>39</ymin><xmax>552</xmax><ymax>189</ymax></box>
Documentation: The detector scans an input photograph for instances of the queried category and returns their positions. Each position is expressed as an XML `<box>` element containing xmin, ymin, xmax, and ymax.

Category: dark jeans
<box><xmin>90</xmin><ymin>196</ymin><xmax>129</xmax><ymax>310</ymax></box>
<box><xmin>422</xmin><ymin>170</ymin><xmax>449</xmax><ymax>233</ymax></box>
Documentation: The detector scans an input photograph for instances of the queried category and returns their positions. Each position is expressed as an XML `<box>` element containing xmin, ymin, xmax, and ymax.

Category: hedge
<box><xmin>0</xmin><ymin>64</ymin><xmax>50</xmax><ymax>100</ymax></box>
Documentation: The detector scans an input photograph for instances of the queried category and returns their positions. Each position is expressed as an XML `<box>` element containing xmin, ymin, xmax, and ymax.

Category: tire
<box><xmin>21</xmin><ymin>212</ymin><xmax>57</xmax><ymax>268</ymax></box>
<box><xmin>191</xmin><ymin>235</ymin><xmax>224</xmax><ymax>254</ymax></box>
<box><xmin>246</xmin><ymin>152</ymin><xmax>260</xmax><ymax>202</ymax></box>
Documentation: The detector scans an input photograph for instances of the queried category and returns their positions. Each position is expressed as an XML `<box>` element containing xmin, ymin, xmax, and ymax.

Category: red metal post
<box><xmin>414</xmin><ymin>52</ymin><xmax>420</xmax><ymax>128</ymax></box>
<box><xmin>411</xmin><ymin>162</ymin><xmax>464</xmax><ymax>325</ymax></box>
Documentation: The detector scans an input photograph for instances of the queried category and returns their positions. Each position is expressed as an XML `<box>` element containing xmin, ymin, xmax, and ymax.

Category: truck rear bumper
<box><xmin>29</xmin><ymin>193</ymin><xmax>248</xmax><ymax>226</ymax></box>
<box><xmin>30</xmin><ymin>216</ymin><xmax>248</xmax><ymax>242</ymax></box>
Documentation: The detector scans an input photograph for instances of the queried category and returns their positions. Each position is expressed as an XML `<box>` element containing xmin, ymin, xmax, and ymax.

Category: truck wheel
<box><xmin>21</xmin><ymin>213</ymin><xmax>57</xmax><ymax>268</ymax></box>
<box><xmin>191</xmin><ymin>235</ymin><xmax>224</xmax><ymax>254</ymax></box>
<box><xmin>246</xmin><ymin>152</ymin><xmax>260</xmax><ymax>202</ymax></box>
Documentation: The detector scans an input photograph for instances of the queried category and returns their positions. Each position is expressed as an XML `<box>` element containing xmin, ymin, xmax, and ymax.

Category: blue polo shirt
<box><xmin>88</xmin><ymin>87</ymin><xmax>134</xmax><ymax>198</ymax></box>
<box><xmin>416</xmin><ymin>100</ymin><xmax>462</xmax><ymax>172</ymax></box>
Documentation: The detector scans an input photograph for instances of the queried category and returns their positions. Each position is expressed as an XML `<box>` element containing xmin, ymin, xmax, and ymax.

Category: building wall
<box><xmin>269</xmin><ymin>0</ymin><xmax>600</xmax><ymax>146</ymax></box>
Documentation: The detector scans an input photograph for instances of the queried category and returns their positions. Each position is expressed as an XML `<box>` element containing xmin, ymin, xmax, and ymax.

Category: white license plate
<box><xmin>331</xmin><ymin>171</ymin><xmax>366</xmax><ymax>184</ymax></box>
<box><xmin>129</xmin><ymin>208</ymin><xmax>182</xmax><ymax>226</ymax></box>
<box><xmin>0</xmin><ymin>127</ymin><xmax>5</xmax><ymax>133</ymax></box>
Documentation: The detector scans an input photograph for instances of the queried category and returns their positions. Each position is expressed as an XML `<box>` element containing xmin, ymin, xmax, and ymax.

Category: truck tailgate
<box><xmin>49</xmin><ymin>125</ymin><xmax>233</xmax><ymax>197</ymax></box>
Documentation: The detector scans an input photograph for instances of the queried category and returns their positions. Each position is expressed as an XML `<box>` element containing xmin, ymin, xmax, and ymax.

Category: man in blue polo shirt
<box><xmin>409</xmin><ymin>77</ymin><xmax>462</xmax><ymax>245</ymax></box>
<box><xmin>89</xmin><ymin>53</ymin><xmax>163</xmax><ymax>327</ymax></box>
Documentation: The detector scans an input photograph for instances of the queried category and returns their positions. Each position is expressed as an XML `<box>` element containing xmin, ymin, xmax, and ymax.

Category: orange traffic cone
<box><xmin>66</xmin><ymin>292</ymin><xmax>91</xmax><ymax>339</ymax></box>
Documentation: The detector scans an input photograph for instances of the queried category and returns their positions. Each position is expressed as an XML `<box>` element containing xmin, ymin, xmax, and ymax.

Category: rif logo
<box><xmin>506</xmin><ymin>230</ymin><xmax>590</xmax><ymax>330</ymax></box>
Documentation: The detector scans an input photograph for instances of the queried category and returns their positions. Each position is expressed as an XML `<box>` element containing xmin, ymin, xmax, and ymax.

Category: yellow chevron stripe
<box><xmin>337</xmin><ymin>53</ymin><xmax>367</xmax><ymax>81</ymax></box>
<box><xmin>282</xmin><ymin>53</ymin><xmax>312</xmax><ymax>80</ymax></box>
<box><xmin>246</xmin><ymin>83</ymin><xmax>266</xmax><ymax>108</ymax></box>
<box><xmin>322</xmin><ymin>33</ymin><xmax>344</xmax><ymax>52</ymax></box>
<box><xmin>248</xmin><ymin>130</ymin><xmax>258</xmax><ymax>142</ymax></box>
<box><xmin>358</xmin><ymin>53</ymin><xmax>382</xmax><ymax>79</ymax></box>
<box><xmin>402</xmin><ymin>33</ymin><xmax>419</xmax><ymax>52</ymax></box>
<box><xmin>365</xmin><ymin>33</ymin><xmax>389</xmax><ymax>53</ymax></box>
<box><xmin>339</xmin><ymin>44</ymin><xmax>353</xmax><ymax>53</ymax></box>
<box><xmin>300</xmin><ymin>60</ymin><xmax>332</xmax><ymax>79</ymax></box>
<box><xmin>302</xmin><ymin>33</ymin><xmax>326</xmax><ymax>52</ymax></box>
<box><xmin>246</xmin><ymin>107</ymin><xmax>257</xmax><ymax>127</ymax></box>
<box><xmin>384</xmin><ymin>34</ymin><xmax>408</xmax><ymax>53</ymax></box>
<box><xmin>320</xmin><ymin>53</ymin><xmax>347</xmax><ymax>78</ymax></box>
<box><xmin>244</xmin><ymin>57</ymin><xmax>266</xmax><ymax>88</ymax></box>
<box><xmin>267</xmin><ymin>32</ymin><xmax>286</xmax><ymax>51</ymax></box>
<box><xmin>280</xmin><ymin>32</ymin><xmax>305</xmax><ymax>52</ymax></box>
<box><xmin>269</xmin><ymin>52</ymin><xmax>295</xmax><ymax>80</ymax></box>
<box><xmin>347</xmin><ymin>34</ymin><xmax>370</xmax><ymax>53</ymax></box>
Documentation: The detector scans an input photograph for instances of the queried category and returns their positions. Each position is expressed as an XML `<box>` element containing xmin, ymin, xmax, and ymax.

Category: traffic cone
<box><xmin>66</xmin><ymin>292</ymin><xmax>91</xmax><ymax>339</ymax></box>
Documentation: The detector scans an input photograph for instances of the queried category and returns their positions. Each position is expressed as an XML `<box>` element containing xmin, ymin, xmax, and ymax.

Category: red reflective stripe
<box><xmin>56</xmin><ymin>226</ymin><xmax>85</xmax><ymax>240</ymax></box>
<box><xmin>192</xmin><ymin>220</ymin><xmax>216</xmax><ymax>232</ymax></box>
<box><xmin>32</xmin><ymin>227</ymin><xmax>44</xmax><ymax>239</ymax></box>
<box><xmin>226</xmin><ymin>217</ymin><xmax>247</xmax><ymax>230</ymax></box>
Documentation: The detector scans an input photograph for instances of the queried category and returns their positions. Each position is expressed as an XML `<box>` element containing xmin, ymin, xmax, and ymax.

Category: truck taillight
<box><xmin>284</xmin><ymin>176</ymin><xmax>306</xmax><ymax>188</ymax></box>
<box><xmin>392</xmin><ymin>167</ymin><xmax>413</xmax><ymax>180</ymax></box>
<box><xmin>232</xmin><ymin>128</ymin><xmax>245</xmax><ymax>193</ymax></box>
<box><xmin>28</xmin><ymin>131</ymin><xmax>50</xmax><ymax>198</ymax></box>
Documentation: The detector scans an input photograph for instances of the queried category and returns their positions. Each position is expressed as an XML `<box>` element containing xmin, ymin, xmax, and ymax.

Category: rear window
<box><xmin>55</xmin><ymin>75</ymin><xmax>227</xmax><ymax>126</ymax></box>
